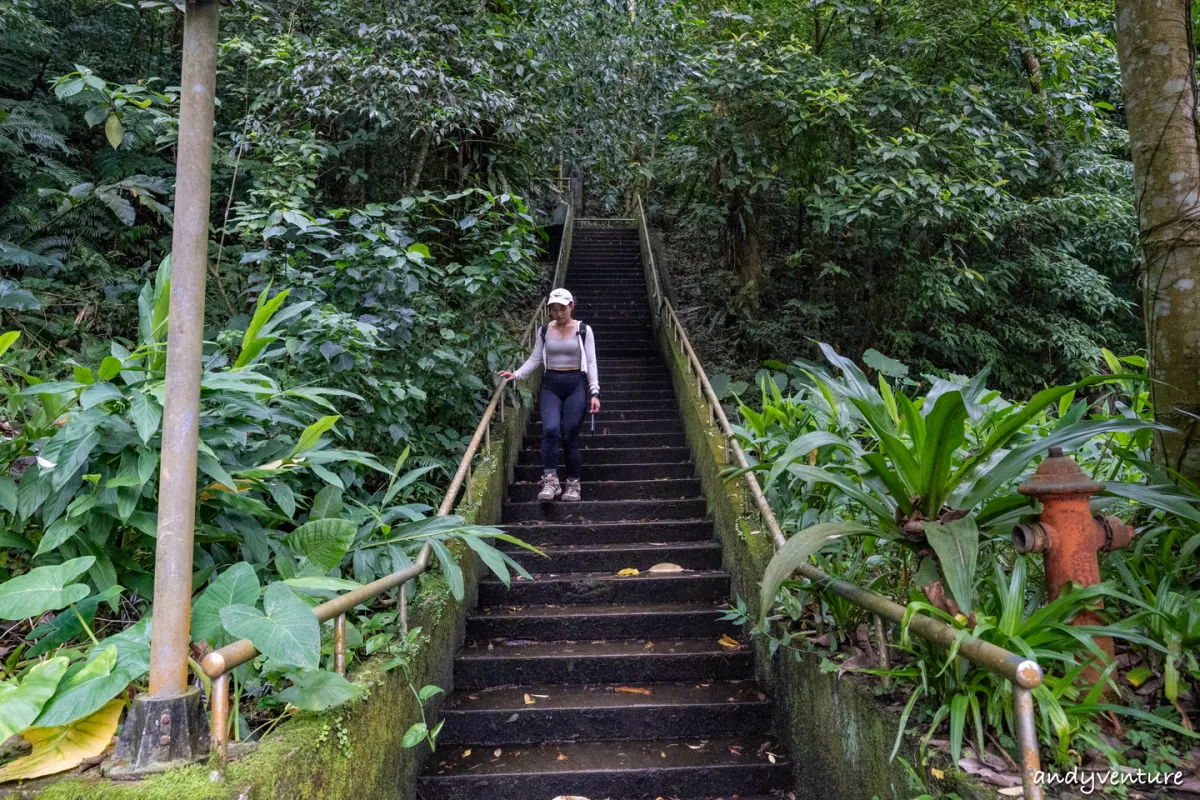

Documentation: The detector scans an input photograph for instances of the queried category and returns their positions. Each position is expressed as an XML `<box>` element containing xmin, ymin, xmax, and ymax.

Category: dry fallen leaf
<box><xmin>644</xmin><ymin>641</ymin><xmax>654</xmax><ymax>649</ymax></box>
<box><xmin>931</xmin><ymin>768</ymin><xmax>945</xmax><ymax>780</ymax></box>
<box><xmin>997</xmin><ymin>789</ymin><xmax>1023</xmax><ymax>797</ymax></box>
<box><xmin>550</xmin><ymin>796</ymin><xmax>591</xmax><ymax>800</ymax></box>
<box><xmin>523</xmin><ymin>694</ymin><xmax>535</xmax><ymax>706</ymax></box>
<box><xmin>686</xmin><ymin>742</ymin><xmax>708</xmax><ymax>750</ymax></box>
<box><xmin>556</xmin><ymin>753</ymin><xmax>568</xmax><ymax>761</ymax></box>
<box><xmin>767</xmin><ymin>752</ymin><xmax>776</xmax><ymax>764</ymax></box>
<box><xmin>647</xmin><ymin>562</ymin><xmax>684</xmax><ymax>573</ymax></box>
<box><xmin>660</xmin><ymin>751</ymin><xmax>666</xmax><ymax>758</ymax></box>
<box><xmin>718</xmin><ymin>634</ymin><xmax>741</xmax><ymax>648</ymax></box>
<box><xmin>617</xmin><ymin>568</ymin><xmax>640</xmax><ymax>576</ymax></box>
<box><xmin>615</xmin><ymin>686</ymin><xmax>651</xmax><ymax>695</ymax></box>
<box><xmin>493</xmin><ymin>748</ymin><xmax>502</xmax><ymax>757</ymax></box>
<box><xmin>462</xmin><ymin>749</ymin><xmax>472</xmax><ymax>757</ymax></box>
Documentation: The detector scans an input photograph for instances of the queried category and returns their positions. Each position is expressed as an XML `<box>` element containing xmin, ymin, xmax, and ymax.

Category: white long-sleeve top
<box><xmin>512</xmin><ymin>321</ymin><xmax>600</xmax><ymax>396</ymax></box>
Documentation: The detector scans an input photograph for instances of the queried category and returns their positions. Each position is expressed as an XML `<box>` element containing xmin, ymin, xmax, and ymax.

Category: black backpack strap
<box><xmin>577</xmin><ymin>321</ymin><xmax>587</xmax><ymax>345</ymax></box>
<box><xmin>539</xmin><ymin>323</ymin><xmax>548</xmax><ymax>341</ymax></box>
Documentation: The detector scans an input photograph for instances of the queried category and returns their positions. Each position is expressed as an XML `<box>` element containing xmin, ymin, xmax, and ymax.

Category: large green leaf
<box><xmin>916</xmin><ymin>391</ymin><xmax>967</xmax><ymax>515</ymax></box>
<box><xmin>220</xmin><ymin>582</ymin><xmax>319</xmax><ymax>669</ymax></box>
<box><xmin>191</xmin><ymin>562</ymin><xmax>260</xmax><ymax>642</ymax></box>
<box><xmin>129</xmin><ymin>393</ymin><xmax>162</xmax><ymax>444</ymax></box>
<box><xmin>0</xmin><ymin>657</ymin><xmax>70</xmax><ymax>741</ymax></box>
<box><xmin>290</xmin><ymin>415</ymin><xmax>340</xmax><ymax>456</ymax></box>
<box><xmin>921</xmin><ymin>516</ymin><xmax>980</xmax><ymax>615</ymax></box>
<box><xmin>33</xmin><ymin>646</ymin><xmax>129</xmax><ymax>728</ymax></box>
<box><xmin>27</xmin><ymin>586</ymin><xmax>123</xmax><ymax>657</ymax></box>
<box><xmin>87</xmin><ymin>617</ymin><xmax>152</xmax><ymax>679</ymax></box>
<box><xmin>279</xmin><ymin>669</ymin><xmax>363</xmax><ymax>711</ymax></box>
<box><xmin>783</xmin><ymin>464</ymin><xmax>895</xmax><ymax>523</ymax></box>
<box><xmin>759</xmin><ymin>522</ymin><xmax>877</xmax><ymax>621</ymax></box>
<box><xmin>286</xmin><ymin>518</ymin><xmax>356</xmax><ymax>572</ymax></box>
<box><xmin>309</xmin><ymin>484</ymin><xmax>343</xmax><ymax>520</ymax></box>
<box><xmin>764</xmin><ymin>430</ymin><xmax>854</xmax><ymax>490</ymax></box>
<box><xmin>0</xmin><ymin>558</ymin><xmax>95</xmax><ymax>620</ymax></box>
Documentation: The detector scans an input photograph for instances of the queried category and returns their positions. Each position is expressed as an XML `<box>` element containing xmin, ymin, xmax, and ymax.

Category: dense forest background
<box><xmin>2</xmin><ymin>0</ymin><xmax>1141</xmax><ymax>410</ymax></box>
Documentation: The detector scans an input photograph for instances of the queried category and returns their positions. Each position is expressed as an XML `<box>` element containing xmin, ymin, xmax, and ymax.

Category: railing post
<box><xmin>1014</xmin><ymin>686</ymin><xmax>1044</xmax><ymax>800</ymax></box>
<box><xmin>108</xmin><ymin>0</ymin><xmax>217</xmax><ymax>775</ymax></box>
<box><xmin>210</xmin><ymin>673</ymin><xmax>230</xmax><ymax>770</ymax></box>
<box><xmin>334</xmin><ymin>614</ymin><xmax>347</xmax><ymax>676</ymax></box>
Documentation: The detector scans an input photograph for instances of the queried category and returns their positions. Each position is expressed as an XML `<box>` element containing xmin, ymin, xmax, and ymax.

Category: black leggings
<box><xmin>540</xmin><ymin>370</ymin><xmax>586</xmax><ymax>480</ymax></box>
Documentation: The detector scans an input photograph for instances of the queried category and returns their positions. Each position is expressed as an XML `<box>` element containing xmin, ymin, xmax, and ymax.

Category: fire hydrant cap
<box><xmin>1018</xmin><ymin>448</ymin><xmax>1103</xmax><ymax>497</ymax></box>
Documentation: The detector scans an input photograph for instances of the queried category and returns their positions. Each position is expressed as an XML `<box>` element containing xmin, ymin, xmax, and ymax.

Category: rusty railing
<box><xmin>630</xmin><ymin>193</ymin><xmax>1045</xmax><ymax>800</ymax></box>
<box><xmin>202</xmin><ymin>199</ymin><xmax>574</xmax><ymax>765</ymax></box>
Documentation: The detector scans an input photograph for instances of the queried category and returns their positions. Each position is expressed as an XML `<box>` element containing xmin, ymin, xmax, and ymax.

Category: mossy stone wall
<box><xmin>655</xmin><ymin>319</ymin><xmax>917</xmax><ymax>800</ymax></box>
<box><xmin>5</xmin><ymin>392</ymin><xmax>536</xmax><ymax>800</ymax></box>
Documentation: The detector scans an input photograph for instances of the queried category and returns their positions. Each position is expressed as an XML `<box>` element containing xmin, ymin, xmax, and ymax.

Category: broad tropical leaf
<box><xmin>279</xmin><ymin>669</ymin><xmax>363</xmax><ymax>711</ymax></box>
<box><xmin>0</xmin><ymin>699</ymin><xmax>123</xmax><ymax>782</ymax></box>
<box><xmin>220</xmin><ymin>582</ymin><xmax>320</xmax><ymax>669</ymax></box>
<box><xmin>759</xmin><ymin>522</ymin><xmax>878</xmax><ymax>621</ymax></box>
<box><xmin>286</xmin><ymin>519</ymin><xmax>356</xmax><ymax>572</ymax></box>
<box><xmin>33</xmin><ymin>646</ymin><xmax>129</xmax><ymax>728</ymax></box>
<box><xmin>191</xmin><ymin>563</ymin><xmax>260</xmax><ymax>642</ymax></box>
<box><xmin>0</xmin><ymin>557</ymin><xmax>95</xmax><ymax>620</ymax></box>
<box><xmin>921</xmin><ymin>517</ymin><xmax>980</xmax><ymax>615</ymax></box>
<box><xmin>0</xmin><ymin>658</ymin><xmax>70</xmax><ymax>742</ymax></box>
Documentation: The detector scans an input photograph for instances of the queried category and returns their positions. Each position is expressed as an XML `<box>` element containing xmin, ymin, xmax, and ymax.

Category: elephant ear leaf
<box><xmin>33</xmin><ymin>646</ymin><xmax>129</xmax><ymax>728</ymax></box>
<box><xmin>759</xmin><ymin>522</ymin><xmax>878</xmax><ymax>622</ymax></box>
<box><xmin>279</xmin><ymin>669</ymin><xmax>363</xmax><ymax>711</ymax></box>
<box><xmin>220</xmin><ymin>583</ymin><xmax>320</xmax><ymax>669</ymax></box>
<box><xmin>191</xmin><ymin>562</ymin><xmax>260</xmax><ymax>642</ymax></box>
<box><xmin>0</xmin><ymin>699</ymin><xmax>124</xmax><ymax>782</ymax></box>
<box><xmin>0</xmin><ymin>557</ymin><xmax>95</xmax><ymax>620</ymax></box>
<box><xmin>0</xmin><ymin>657</ymin><xmax>70</xmax><ymax>741</ymax></box>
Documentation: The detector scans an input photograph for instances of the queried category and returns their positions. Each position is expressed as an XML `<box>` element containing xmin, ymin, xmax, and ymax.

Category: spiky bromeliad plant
<box><xmin>747</xmin><ymin>343</ymin><xmax>1160</xmax><ymax>621</ymax></box>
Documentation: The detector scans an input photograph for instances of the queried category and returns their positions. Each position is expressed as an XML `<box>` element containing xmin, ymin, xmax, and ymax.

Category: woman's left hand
<box><xmin>589</xmin><ymin>397</ymin><xmax>600</xmax><ymax>414</ymax></box>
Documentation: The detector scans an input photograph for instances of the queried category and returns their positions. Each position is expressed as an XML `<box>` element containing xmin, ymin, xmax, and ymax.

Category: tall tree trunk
<box><xmin>405</xmin><ymin>127</ymin><xmax>432</xmax><ymax>195</ymax></box>
<box><xmin>726</xmin><ymin>189</ymin><xmax>762</xmax><ymax>289</ymax></box>
<box><xmin>1115</xmin><ymin>0</ymin><xmax>1200</xmax><ymax>481</ymax></box>
<box><xmin>1018</xmin><ymin>44</ymin><xmax>1062</xmax><ymax>185</ymax></box>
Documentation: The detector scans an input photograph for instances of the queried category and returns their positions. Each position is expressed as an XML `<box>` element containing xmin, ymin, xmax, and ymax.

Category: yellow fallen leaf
<box><xmin>660</xmin><ymin>751</ymin><xmax>666</xmax><ymax>758</ymax></box>
<box><xmin>524</xmin><ymin>694</ymin><xmax>535</xmax><ymax>706</ymax></box>
<box><xmin>556</xmin><ymin>753</ymin><xmax>568</xmax><ymax>761</ymax></box>
<box><xmin>930</xmin><ymin>767</ymin><xmax>945</xmax><ymax>780</ymax></box>
<box><xmin>615</xmin><ymin>686</ymin><xmax>651</xmax><ymax>695</ymax></box>
<box><xmin>617</xmin><ymin>568</ymin><xmax>639</xmax><ymax>576</ymax></box>
<box><xmin>718</xmin><ymin>634</ymin><xmax>741</xmax><ymax>648</ymax></box>
<box><xmin>463</xmin><ymin>749</ymin><xmax>472</xmax><ymax>757</ymax></box>
<box><xmin>0</xmin><ymin>699</ymin><xmax>122</xmax><ymax>782</ymax></box>
<box><xmin>644</xmin><ymin>642</ymin><xmax>654</xmax><ymax>649</ymax></box>
<box><xmin>997</xmin><ymin>788</ymin><xmax>1024</xmax><ymax>797</ymax></box>
<box><xmin>648</xmin><ymin>563</ymin><xmax>684</xmax><ymax>573</ymax></box>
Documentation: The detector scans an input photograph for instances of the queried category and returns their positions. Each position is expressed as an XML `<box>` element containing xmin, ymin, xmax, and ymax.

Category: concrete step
<box><xmin>467</xmin><ymin>600</ymin><xmax>734</xmax><ymax>643</ymax></box>
<box><xmin>526</xmin><ymin>419</ymin><xmax>682</xmax><ymax>437</ymax></box>
<box><xmin>517</xmin><ymin>446</ymin><xmax>692</xmax><ymax>466</ymax></box>
<box><xmin>418</xmin><ymin>735</ymin><xmax>788</xmax><ymax>800</ymax></box>
<box><xmin>503</xmin><ymin>541</ymin><xmax>722</xmax><ymax>573</ymax></box>
<box><xmin>527</xmin><ymin>406</ymin><xmax>678</xmax><ymax>421</ymax></box>
<box><xmin>521</xmin><ymin>431</ymin><xmax>685</xmax><ymax>449</ymax></box>
<box><xmin>438</xmin><ymin>681</ymin><xmax>771</xmax><ymax>745</ymax></box>
<box><xmin>501</xmin><ymin>497</ymin><xmax>707</xmax><ymax>524</ymax></box>
<box><xmin>501</xmin><ymin>518</ymin><xmax>713</xmax><ymax>546</ymax></box>
<box><xmin>508</xmin><ymin>477</ymin><xmax>700</xmax><ymax>502</ymax></box>
<box><xmin>479</xmin><ymin>569</ymin><xmax>729</xmax><ymax>606</ymax></box>
<box><xmin>513</xmin><ymin>461</ymin><xmax>693</xmax><ymax>482</ymax></box>
<box><xmin>453</xmin><ymin>637</ymin><xmax>754</xmax><ymax>689</ymax></box>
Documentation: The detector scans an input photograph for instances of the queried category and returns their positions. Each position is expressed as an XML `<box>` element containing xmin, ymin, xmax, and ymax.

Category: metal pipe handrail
<box><xmin>630</xmin><ymin>193</ymin><xmax>1044</xmax><ymax>800</ymax></box>
<box><xmin>202</xmin><ymin>197</ymin><xmax>575</xmax><ymax>766</ymax></box>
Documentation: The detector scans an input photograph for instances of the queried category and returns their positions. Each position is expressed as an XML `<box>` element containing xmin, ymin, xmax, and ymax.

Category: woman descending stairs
<box><xmin>418</xmin><ymin>226</ymin><xmax>791</xmax><ymax>800</ymax></box>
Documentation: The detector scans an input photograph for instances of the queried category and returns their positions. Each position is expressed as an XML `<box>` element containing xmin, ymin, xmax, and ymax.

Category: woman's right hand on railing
<box><xmin>497</xmin><ymin>370</ymin><xmax>517</xmax><ymax>382</ymax></box>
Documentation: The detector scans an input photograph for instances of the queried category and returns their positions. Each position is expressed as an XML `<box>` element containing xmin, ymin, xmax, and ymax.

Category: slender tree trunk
<box><xmin>405</xmin><ymin>127</ymin><xmax>432</xmax><ymax>195</ymax></box>
<box><xmin>1018</xmin><ymin>43</ymin><xmax>1062</xmax><ymax>185</ymax></box>
<box><xmin>1115</xmin><ymin>0</ymin><xmax>1200</xmax><ymax>481</ymax></box>
<box><xmin>726</xmin><ymin>188</ymin><xmax>762</xmax><ymax>289</ymax></box>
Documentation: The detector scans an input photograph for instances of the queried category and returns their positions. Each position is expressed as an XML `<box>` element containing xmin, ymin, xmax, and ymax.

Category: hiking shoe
<box><xmin>562</xmin><ymin>479</ymin><xmax>582</xmax><ymax>502</ymax></box>
<box><xmin>537</xmin><ymin>474</ymin><xmax>562</xmax><ymax>501</ymax></box>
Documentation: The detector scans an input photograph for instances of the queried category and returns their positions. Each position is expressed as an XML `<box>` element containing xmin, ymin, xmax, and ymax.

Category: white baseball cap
<box><xmin>547</xmin><ymin>288</ymin><xmax>574</xmax><ymax>306</ymax></box>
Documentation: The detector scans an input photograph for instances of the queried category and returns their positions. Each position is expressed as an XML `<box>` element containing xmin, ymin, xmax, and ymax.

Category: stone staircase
<box><xmin>418</xmin><ymin>226</ymin><xmax>791</xmax><ymax>799</ymax></box>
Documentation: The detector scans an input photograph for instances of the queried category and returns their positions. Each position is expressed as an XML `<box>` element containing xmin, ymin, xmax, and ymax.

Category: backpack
<box><xmin>539</xmin><ymin>321</ymin><xmax>588</xmax><ymax>347</ymax></box>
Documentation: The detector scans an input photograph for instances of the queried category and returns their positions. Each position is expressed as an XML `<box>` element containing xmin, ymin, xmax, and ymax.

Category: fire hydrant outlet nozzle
<box><xmin>1011</xmin><ymin>522</ymin><xmax>1052</xmax><ymax>554</ymax></box>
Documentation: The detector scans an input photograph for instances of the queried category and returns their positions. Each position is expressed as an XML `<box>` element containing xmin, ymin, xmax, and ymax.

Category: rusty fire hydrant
<box><xmin>1011</xmin><ymin>448</ymin><xmax>1135</xmax><ymax>675</ymax></box>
